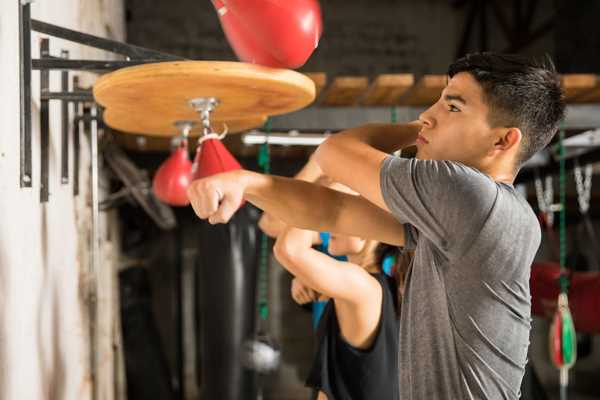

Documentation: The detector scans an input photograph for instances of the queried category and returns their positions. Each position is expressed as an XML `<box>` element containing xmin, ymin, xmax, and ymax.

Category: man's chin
<box><xmin>415</xmin><ymin>150</ymin><xmax>430</xmax><ymax>160</ymax></box>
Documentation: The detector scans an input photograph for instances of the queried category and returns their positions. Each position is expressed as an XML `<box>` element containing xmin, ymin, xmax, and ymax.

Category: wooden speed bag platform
<box><xmin>93</xmin><ymin>61</ymin><xmax>316</xmax><ymax>137</ymax></box>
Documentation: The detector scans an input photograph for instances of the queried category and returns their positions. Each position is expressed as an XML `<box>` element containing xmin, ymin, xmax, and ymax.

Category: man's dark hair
<box><xmin>448</xmin><ymin>52</ymin><xmax>565</xmax><ymax>166</ymax></box>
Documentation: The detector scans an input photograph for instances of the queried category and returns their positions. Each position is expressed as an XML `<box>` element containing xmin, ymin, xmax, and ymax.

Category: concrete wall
<box><xmin>0</xmin><ymin>1</ymin><xmax>125</xmax><ymax>399</ymax></box>
<box><xmin>555</xmin><ymin>0</ymin><xmax>600</xmax><ymax>73</ymax></box>
<box><xmin>125</xmin><ymin>0</ymin><xmax>557</xmax><ymax>77</ymax></box>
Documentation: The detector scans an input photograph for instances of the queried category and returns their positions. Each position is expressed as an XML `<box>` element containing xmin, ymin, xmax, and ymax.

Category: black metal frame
<box><xmin>19</xmin><ymin>1</ymin><xmax>184</xmax><ymax>202</ymax></box>
<box><xmin>61</xmin><ymin>49</ymin><xmax>70</xmax><ymax>185</ymax></box>
<box><xmin>19</xmin><ymin>2</ymin><xmax>32</xmax><ymax>188</ymax></box>
<box><xmin>39</xmin><ymin>37</ymin><xmax>50</xmax><ymax>202</ymax></box>
<box><xmin>73</xmin><ymin>83</ymin><xmax>81</xmax><ymax>196</ymax></box>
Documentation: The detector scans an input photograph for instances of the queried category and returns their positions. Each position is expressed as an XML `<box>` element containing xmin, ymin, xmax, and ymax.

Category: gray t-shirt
<box><xmin>380</xmin><ymin>156</ymin><xmax>540</xmax><ymax>400</ymax></box>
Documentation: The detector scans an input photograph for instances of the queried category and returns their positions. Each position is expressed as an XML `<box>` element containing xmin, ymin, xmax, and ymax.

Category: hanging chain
<box><xmin>534</xmin><ymin>172</ymin><xmax>557</xmax><ymax>227</ymax></box>
<box><xmin>574</xmin><ymin>160</ymin><xmax>593</xmax><ymax>214</ymax></box>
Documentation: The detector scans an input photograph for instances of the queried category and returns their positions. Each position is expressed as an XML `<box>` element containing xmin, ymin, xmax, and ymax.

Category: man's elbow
<box><xmin>314</xmin><ymin>127</ymin><xmax>368</xmax><ymax>175</ymax></box>
<box><xmin>313</xmin><ymin>137</ymin><xmax>333</xmax><ymax>172</ymax></box>
<box><xmin>258</xmin><ymin>213</ymin><xmax>283</xmax><ymax>238</ymax></box>
<box><xmin>314</xmin><ymin>136</ymin><xmax>346</xmax><ymax>178</ymax></box>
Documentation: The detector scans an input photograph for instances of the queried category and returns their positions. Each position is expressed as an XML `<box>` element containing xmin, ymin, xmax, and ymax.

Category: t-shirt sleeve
<box><xmin>380</xmin><ymin>156</ymin><xmax>498</xmax><ymax>258</ymax></box>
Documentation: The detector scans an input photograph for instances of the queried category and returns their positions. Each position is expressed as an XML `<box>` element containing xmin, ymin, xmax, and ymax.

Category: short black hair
<box><xmin>448</xmin><ymin>52</ymin><xmax>565</xmax><ymax>166</ymax></box>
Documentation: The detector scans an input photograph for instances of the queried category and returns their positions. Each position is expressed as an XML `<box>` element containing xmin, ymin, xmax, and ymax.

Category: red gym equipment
<box><xmin>152</xmin><ymin>122</ymin><xmax>195</xmax><ymax>206</ymax></box>
<box><xmin>531</xmin><ymin>261</ymin><xmax>600</xmax><ymax>334</ymax></box>
<box><xmin>211</xmin><ymin>0</ymin><xmax>323</xmax><ymax>69</ymax></box>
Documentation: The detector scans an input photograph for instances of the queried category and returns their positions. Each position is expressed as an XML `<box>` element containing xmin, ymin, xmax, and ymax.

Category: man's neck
<box><xmin>451</xmin><ymin>154</ymin><xmax>518</xmax><ymax>185</ymax></box>
<box><xmin>477</xmin><ymin>164</ymin><xmax>516</xmax><ymax>185</ymax></box>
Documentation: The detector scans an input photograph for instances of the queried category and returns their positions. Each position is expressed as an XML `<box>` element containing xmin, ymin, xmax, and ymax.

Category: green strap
<box><xmin>258</xmin><ymin>118</ymin><xmax>272</xmax><ymax>174</ymax></box>
<box><xmin>257</xmin><ymin>118</ymin><xmax>272</xmax><ymax>321</ymax></box>
<box><xmin>556</xmin><ymin>123</ymin><xmax>576</xmax><ymax>400</ymax></box>
<box><xmin>390</xmin><ymin>106</ymin><xmax>398</xmax><ymax>124</ymax></box>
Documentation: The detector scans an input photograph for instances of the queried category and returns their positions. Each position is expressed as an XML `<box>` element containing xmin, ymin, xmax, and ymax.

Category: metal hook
<box><xmin>189</xmin><ymin>97</ymin><xmax>221</xmax><ymax>136</ymax></box>
<box><xmin>197</xmin><ymin>124</ymin><xmax>229</xmax><ymax>145</ymax></box>
<box><xmin>174</xmin><ymin>120</ymin><xmax>196</xmax><ymax>143</ymax></box>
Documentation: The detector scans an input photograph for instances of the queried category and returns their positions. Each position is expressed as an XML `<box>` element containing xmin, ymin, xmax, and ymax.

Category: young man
<box><xmin>187</xmin><ymin>52</ymin><xmax>565</xmax><ymax>399</ymax></box>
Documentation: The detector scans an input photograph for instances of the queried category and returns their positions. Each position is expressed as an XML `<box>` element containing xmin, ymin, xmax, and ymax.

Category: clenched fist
<box><xmin>186</xmin><ymin>170</ymin><xmax>248</xmax><ymax>224</ymax></box>
<box><xmin>291</xmin><ymin>277</ymin><xmax>318</xmax><ymax>305</ymax></box>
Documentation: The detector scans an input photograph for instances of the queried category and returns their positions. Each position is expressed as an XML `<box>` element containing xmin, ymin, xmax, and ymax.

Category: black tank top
<box><xmin>306</xmin><ymin>273</ymin><xmax>400</xmax><ymax>399</ymax></box>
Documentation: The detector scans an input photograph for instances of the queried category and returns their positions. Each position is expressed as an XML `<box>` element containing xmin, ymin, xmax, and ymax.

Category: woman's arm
<box><xmin>258</xmin><ymin>212</ymin><xmax>323</xmax><ymax>247</ymax></box>
<box><xmin>274</xmin><ymin>226</ymin><xmax>384</xmax><ymax>349</ymax></box>
<box><xmin>273</xmin><ymin>227</ymin><xmax>379</xmax><ymax>306</ymax></box>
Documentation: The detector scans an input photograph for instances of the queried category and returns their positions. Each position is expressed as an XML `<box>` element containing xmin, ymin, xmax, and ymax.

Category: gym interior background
<box><xmin>1</xmin><ymin>0</ymin><xmax>600</xmax><ymax>399</ymax></box>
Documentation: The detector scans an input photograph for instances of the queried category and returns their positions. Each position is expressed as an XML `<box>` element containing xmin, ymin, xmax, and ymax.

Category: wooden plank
<box><xmin>320</xmin><ymin>76</ymin><xmax>369</xmax><ymax>106</ymax></box>
<box><xmin>580</xmin><ymin>87</ymin><xmax>600</xmax><ymax>102</ymax></box>
<box><xmin>561</xmin><ymin>74</ymin><xmax>600</xmax><ymax>102</ymax></box>
<box><xmin>304</xmin><ymin>72</ymin><xmax>327</xmax><ymax>98</ymax></box>
<box><xmin>568</xmin><ymin>74</ymin><xmax>600</xmax><ymax>103</ymax></box>
<box><xmin>359</xmin><ymin>74</ymin><xmax>415</xmax><ymax>106</ymax></box>
<box><xmin>398</xmin><ymin>75</ymin><xmax>446</xmax><ymax>106</ymax></box>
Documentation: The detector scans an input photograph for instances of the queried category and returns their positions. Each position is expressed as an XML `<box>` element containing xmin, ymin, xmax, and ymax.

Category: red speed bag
<box><xmin>192</xmin><ymin>138</ymin><xmax>242</xmax><ymax>180</ymax></box>
<box><xmin>153</xmin><ymin>146</ymin><xmax>193</xmax><ymax>206</ymax></box>
<box><xmin>531</xmin><ymin>262</ymin><xmax>600</xmax><ymax>334</ymax></box>
<box><xmin>211</xmin><ymin>0</ymin><xmax>322</xmax><ymax>69</ymax></box>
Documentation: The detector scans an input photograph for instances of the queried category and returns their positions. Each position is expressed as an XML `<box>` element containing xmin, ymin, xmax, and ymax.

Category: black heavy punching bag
<box><xmin>119</xmin><ymin>266</ymin><xmax>175</xmax><ymax>400</ymax></box>
<box><xmin>196</xmin><ymin>204</ymin><xmax>260</xmax><ymax>399</ymax></box>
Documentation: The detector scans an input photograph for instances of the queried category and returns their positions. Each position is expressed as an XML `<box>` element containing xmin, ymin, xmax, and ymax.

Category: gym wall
<box><xmin>0</xmin><ymin>1</ymin><xmax>125</xmax><ymax>399</ymax></box>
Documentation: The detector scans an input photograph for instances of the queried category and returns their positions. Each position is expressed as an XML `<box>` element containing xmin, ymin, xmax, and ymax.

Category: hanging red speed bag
<box><xmin>191</xmin><ymin>137</ymin><xmax>242</xmax><ymax>180</ymax></box>
<box><xmin>191</xmin><ymin>137</ymin><xmax>244</xmax><ymax>209</ymax></box>
<box><xmin>153</xmin><ymin>145</ymin><xmax>193</xmax><ymax>206</ymax></box>
<box><xmin>211</xmin><ymin>0</ymin><xmax>323</xmax><ymax>69</ymax></box>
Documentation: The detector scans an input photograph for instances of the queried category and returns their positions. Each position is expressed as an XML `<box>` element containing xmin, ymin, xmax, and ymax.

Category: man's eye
<box><xmin>448</xmin><ymin>104</ymin><xmax>460</xmax><ymax>112</ymax></box>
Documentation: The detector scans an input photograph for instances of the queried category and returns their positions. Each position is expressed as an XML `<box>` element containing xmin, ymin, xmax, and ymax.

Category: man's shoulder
<box><xmin>383</xmin><ymin>157</ymin><xmax>497</xmax><ymax>190</ymax></box>
<box><xmin>491</xmin><ymin>185</ymin><xmax>542</xmax><ymax>247</ymax></box>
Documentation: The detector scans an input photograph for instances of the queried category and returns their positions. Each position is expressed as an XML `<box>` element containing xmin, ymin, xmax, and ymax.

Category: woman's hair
<box><xmin>361</xmin><ymin>242</ymin><xmax>413</xmax><ymax>313</ymax></box>
<box><xmin>391</xmin><ymin>249</ymin><xmax>413</xmax><ymax>305</ymax></box>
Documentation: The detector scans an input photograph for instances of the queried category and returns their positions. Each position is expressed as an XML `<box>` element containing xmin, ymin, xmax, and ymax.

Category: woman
<box><xmin>274</xmin><ymin>224</ymin><xmax>403</xmax><ymax>400</ymax></box>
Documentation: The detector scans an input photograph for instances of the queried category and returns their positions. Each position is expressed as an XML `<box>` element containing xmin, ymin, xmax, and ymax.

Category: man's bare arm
<box><xmin>257</xmin><ymin>153</ymin><xmax>322</xmax><ymax>238</ymax></box>
<box><xmin>314</xmin><ymin>122</ymin><xmax>421</xmax><ymax>211</ymax></box>
<box><xmin>187</xmin><ymin>170</ymin><xmax>405</xmax><ymax>245</ymax></box>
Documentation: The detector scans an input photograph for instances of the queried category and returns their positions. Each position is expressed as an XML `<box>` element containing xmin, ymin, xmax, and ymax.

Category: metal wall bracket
<box><xmin>18</xmin><ymin>0</ymin><xmax>186</xmax><ymax>201</ymax></box>
<box><xmin>16</xmin><ymin>5</ymin><xmax>186</xmax><ymax>399</ymax></box>
<box><xmin>39</xmin><ymin>37</ymin><xmax>49</xmax><ymax>201</ymax></box>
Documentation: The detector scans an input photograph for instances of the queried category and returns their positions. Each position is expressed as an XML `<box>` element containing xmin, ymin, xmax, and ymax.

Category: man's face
<box><xmin>415</xmin><ymin>72</ymin><xmax>502</xmax><ymax>168</ymax></box>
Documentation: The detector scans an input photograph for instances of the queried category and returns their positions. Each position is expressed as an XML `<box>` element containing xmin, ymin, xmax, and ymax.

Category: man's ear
<box><xmin>493</xmin><ymin>127</ymin><xmax>522</xmax><ymax>151</ymax></box>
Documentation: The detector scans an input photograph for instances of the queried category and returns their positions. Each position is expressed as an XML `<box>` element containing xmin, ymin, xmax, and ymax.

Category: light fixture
<box><xmin>551</xmin><ymin>128</ymin><xmax>600</xmax><ymax>161</ymax></box>
<box><xmin>242</xmin><ymin>130</ymin><xmax>331</xmax><ymax>146</ymax></box>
